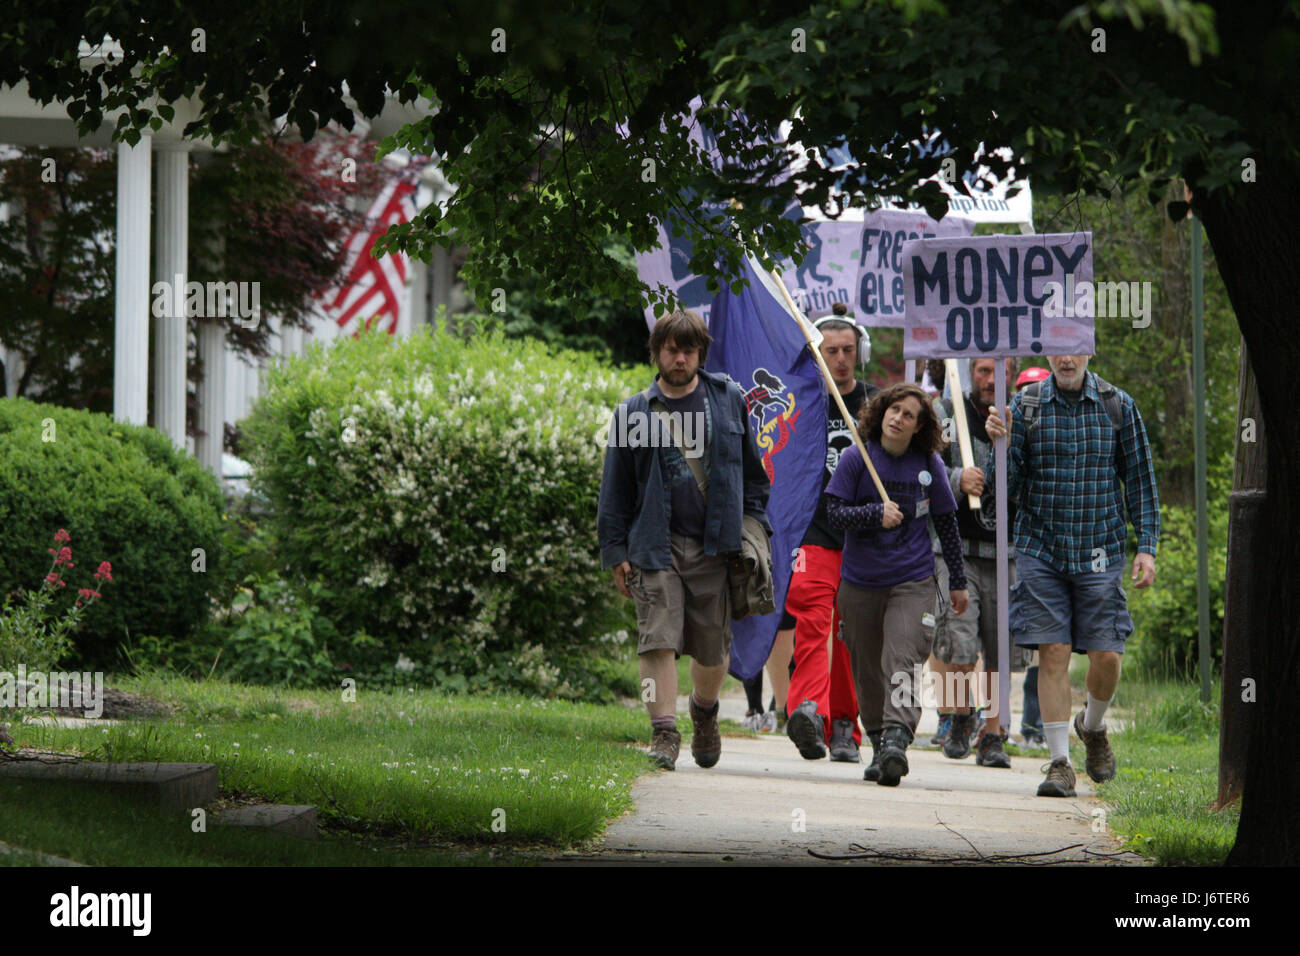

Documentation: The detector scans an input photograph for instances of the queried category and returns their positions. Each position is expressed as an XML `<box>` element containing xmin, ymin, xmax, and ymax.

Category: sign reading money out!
<box><xmin>901</xmin><ymin>233</ymin><xmax>1094</xmax><ymax>358</ymax></box>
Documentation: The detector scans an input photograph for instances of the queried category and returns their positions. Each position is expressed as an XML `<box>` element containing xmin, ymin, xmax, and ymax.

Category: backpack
<box><xmin>1020</xmin><ymin>373</ymin><xmax>1124</xmax><ymax>447</ymax></box>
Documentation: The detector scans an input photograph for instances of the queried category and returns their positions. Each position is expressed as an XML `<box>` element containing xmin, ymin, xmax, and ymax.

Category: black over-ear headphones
<box><xmin>813</xmin><ymin>309</ymin><xmax>871</xmax><ymax>366</ymax></box>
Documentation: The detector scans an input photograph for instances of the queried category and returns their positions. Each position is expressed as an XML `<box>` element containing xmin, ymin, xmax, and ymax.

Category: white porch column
<box><xmin>113</xmin><ymin>135</ymin><xmax>153</xmax><ymax>424</ymax></box>
<box><xmin>408</xmin><ymin>257</ymin><xmax>428</xmax><ymax>329</ymax></box>
<box><xmin>196</xmin><ymin>319</ymin><xmax>226</xmax><ymax>477</ymax></box>
<box><xmin>153</xmin><ymin>146</ymin><xmax>189</xmax><ymax>447</ymax></box>
<box><xmin>278</xmin><ymin>318</ymin><xmax>300</xmax><ymax>360</ymax></box>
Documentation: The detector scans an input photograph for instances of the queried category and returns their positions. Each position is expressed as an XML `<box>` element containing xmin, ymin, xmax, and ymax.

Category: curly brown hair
<box><xmin>858</xmin><ymin>383</ymin><xmax>946</xmax><ymax>456</ymax></box>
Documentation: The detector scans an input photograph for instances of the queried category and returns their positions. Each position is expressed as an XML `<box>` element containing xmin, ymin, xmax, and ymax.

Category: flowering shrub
<box><xmin>241</xmin><ymin>324</ymin><xmax>645</xmax><ymax>695</ymax></box>
<box><xmin>0</xmin><ymin>398</ymin><xmax>224</xmax><ymax>665</ymax></box>
<box><xmin>0</xmin><ymin>529</ymin><xmax>112</xmax><ymax>672</ymax></box>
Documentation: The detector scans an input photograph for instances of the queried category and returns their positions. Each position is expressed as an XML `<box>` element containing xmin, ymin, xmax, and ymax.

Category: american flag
<box><xmin>321</xmin><ymin>160</ymin><xmax>427</xmax><ymax>335</ymax></box>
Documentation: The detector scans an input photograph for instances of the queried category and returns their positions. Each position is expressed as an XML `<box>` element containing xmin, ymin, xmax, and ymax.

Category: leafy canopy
<box><xmin>4</xmin><ymin>2</ymin><xmax>1293</xmax><ymax>311</ymax></box>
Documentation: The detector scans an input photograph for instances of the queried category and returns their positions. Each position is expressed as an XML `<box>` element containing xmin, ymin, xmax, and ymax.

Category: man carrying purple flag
<box><xmin>598</xmin><ymin>310</ymin><xmax>771</xmax><ymax>771</ymax></box>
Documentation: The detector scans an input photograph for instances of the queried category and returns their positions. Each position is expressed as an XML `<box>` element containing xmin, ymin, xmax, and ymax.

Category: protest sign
<box><xmin>851</xmin><ymin>209</ymin><xmax>975</xmax><ymax>328</ymax></box>
<box><xmin>637</xmin><ymin>209</ymin><xmax>974</xmax><ymax>328</ymax></box>
<box><xmin>901</xmin><ymin>233</ymin><xmax>1094</xmax><ymax>358</ymax></box>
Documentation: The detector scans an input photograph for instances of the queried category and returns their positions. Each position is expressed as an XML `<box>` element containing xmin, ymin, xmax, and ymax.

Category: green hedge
<box><xmin>1126</xmin><ymin>459</ymin><xmax>1231</xmax><ymax>678</ymax></box>
<box><xmin>241</xmin><ymin>324</ymin><xmax>645</xmax><ymax>695</ymax></box>
<box><xmin>0</xmin><ymin>399</ymin><xmax>225</xmax><ymax>666</ymax></box>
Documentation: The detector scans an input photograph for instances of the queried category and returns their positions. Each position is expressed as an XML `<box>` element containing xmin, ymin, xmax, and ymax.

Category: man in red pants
<box><xmin>785</xmin><ymin>305</ymin><xmax>879</xmax><ymax>762</ymax></box>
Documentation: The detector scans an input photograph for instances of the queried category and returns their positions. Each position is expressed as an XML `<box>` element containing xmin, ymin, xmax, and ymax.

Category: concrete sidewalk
<box><xmin>556</xmin><ymin>681</ymin><xmax>1140</xmax><ymax>866</ymax></box>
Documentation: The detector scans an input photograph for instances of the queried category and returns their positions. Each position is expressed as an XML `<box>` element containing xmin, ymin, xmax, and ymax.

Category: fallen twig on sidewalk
<box><xmin>934</xmin><ymin>811</ymin><xmax>987</xmax><ymax>859</ymax></box>
<box><xmin>807</xmin><ymin>841</ymin><xmax>1087</xmax><ymax>864</ymax></box>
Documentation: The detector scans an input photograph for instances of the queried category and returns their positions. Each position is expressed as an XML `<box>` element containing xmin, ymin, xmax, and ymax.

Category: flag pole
<box><xmin>767</xmin><ymin>266</ymin><xmax>892</xmax><ymax>504</ymax></box>
<box><xmin>944</xmin><ymin>358</ymin><xmax>982</xmax><ymax>511</ymax></box>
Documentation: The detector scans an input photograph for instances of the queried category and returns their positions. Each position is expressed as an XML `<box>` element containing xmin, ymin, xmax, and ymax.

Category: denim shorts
<box><xmin>1009</xmin><ymin>552</ymin><xmax>1134</xmax><ymax>654</ymax></box>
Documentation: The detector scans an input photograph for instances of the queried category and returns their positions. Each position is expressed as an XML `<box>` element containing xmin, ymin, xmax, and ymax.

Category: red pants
<box><xmin>784</xmin><ymin>545</ymin><xmax>861</xmax><ymax>744</ymax></box>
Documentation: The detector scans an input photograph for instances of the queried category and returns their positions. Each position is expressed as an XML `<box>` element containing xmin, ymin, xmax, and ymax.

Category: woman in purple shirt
<box><xmin>825</xmin><ymin>383</ymin><xmax>969</xmax><ymax>786</ymax></box>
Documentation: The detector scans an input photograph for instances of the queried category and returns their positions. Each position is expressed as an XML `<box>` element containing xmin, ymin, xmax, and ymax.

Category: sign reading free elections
<box><xmin>901</xmin><ymin>233</ymin><xmax>1094</xmax><ymax>358</ymax></box>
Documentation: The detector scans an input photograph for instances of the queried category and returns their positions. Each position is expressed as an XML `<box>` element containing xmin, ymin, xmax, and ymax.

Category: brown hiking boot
<box><xmin>975</xmin><ymin>730</ymin><xmax>1011</xmax><ymax>768</ymax></box>
<box><xmin>1074</xmin><ymin>709</ymin><xmax>1117</xmax><ymax>782</ymax></box>
<box><xmin>1036</xmin><ymin>758</ymin><xmax>1077</xmax><ymax>797</ymax></box>
<box><xmin>689</xmin><ymin>697</ymin><xmax>722</xmax><ymax>768</ymax></box>
<box><xmin>648</xmin><ymin>727</ymin><xmax>681</xmax><ymax>770</ymax></box>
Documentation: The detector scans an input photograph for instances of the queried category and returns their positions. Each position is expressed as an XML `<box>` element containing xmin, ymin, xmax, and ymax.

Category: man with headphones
<box><xmin>784</xmin><ymin>303</ymin><xmax>880</xmax><ymax>763</ymax></box>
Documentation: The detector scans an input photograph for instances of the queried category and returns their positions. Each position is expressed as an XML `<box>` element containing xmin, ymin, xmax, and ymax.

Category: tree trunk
<box><xmin>1159</xmin><ymin>183</ymin><xmax>1195</xmax><ymax>507</ymax></box>
<box><xmin>1218</xmin><ymin>339</ymin><xmax>1265</xmax><ymax>809</ymax></box>
<box><xmin>1199</xmin><ymin>164</ymin><xmax>1300</xmax><ymax>865</ymax></box>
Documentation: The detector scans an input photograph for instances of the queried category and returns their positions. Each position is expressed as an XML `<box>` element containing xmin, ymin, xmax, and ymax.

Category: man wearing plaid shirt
<box><xmin>985</xmin><ymin>354</ymin><xmax>1159</xmax><ymax>798</ymax></box>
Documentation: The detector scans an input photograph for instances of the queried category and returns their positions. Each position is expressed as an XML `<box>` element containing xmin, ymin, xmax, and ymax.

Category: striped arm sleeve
<box><xmin>826</xmin><ymin>494</ymin><xmax>884</xmax><ymax>531</ymax></box>
<box><xmin>933</xmin><ymin>511</ymin><xmax>967</xmax><ymax>591</ymax></box>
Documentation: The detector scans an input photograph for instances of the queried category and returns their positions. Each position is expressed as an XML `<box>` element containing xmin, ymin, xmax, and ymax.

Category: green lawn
<box><xmin>0</xmin><ymin>783</ymin><xmax>504</xmax><ymax>866</ymax></box>
<box><xmin>2</xmin><ymin>672</ymin><xmax>662</xmax><ymax>865</ymax></box>
<box><xmin>1093</xmin><ymin>679</ymin><xmax>1238</xmax><ymax>865</ymax></box>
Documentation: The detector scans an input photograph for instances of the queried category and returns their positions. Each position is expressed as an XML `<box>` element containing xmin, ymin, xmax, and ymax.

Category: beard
<box><xmin>660</xmin><ymin>366</ymin><xmax>697</xmax><ymax>387</ymax></box>
<box><xmin>1054</xmin><ymin>368</ymin><xmax>1084</xmax><ymax>389</ymax></box>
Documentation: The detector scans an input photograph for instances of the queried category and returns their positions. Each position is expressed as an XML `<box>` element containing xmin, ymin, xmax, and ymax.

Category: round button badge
<box><xmin>918</xmin><ymin>470</ymin><xmax>932</xmax><ymax>486</ymax></box>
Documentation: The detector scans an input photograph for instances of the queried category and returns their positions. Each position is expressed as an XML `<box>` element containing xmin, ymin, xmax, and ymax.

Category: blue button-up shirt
<box><xmin>598</xmin><ymin>370</ymin><xmax>770</xmax><ymax>570</ymax></box>
<box><xmin>985</xmin><ymin>371</ymin><xmax>1160</xmax><ymax>575</ymax></box>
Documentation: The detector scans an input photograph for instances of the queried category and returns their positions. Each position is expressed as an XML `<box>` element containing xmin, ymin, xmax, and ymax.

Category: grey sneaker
<box><xmin>1036</xmin><ymin>758</ymin><xmax>1077</xmax><ymax>797</ymax></box>
<box><xmin>930</xmin><ymin>713</ymin><xmax>952</xmax><ymax>746</ymax></box>
<box><xmin>1074</xmin><ymin>709</ymin><xmax>1117</xmax><ymax>782</ymax></box>
<box><xmin>1020</xmin><ymin>731</ymin><xmax>1047</xmax><ymax>750</ymax></box>
<box><xmin>689</xmin><ymin>697</ymin><xmax>722</xmax><ymax>769</ymax></box>
<box><xmin>829</xmin><ymin>719</ymin><xmax>861</xmax><ymax>762</ymax></box>
<box><xmin>648</xmin><ymin>727</ymin><xmax>682</xmax><ymax>770</ymax></box>
<box><xmin>786</xmin><ymin>699</ymin><xmax>827</xmax><ymax>760</ymax></box>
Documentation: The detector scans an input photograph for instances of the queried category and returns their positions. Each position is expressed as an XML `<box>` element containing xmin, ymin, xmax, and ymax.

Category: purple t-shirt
<box><xmin>824</xmin><ymin>443</ymin><xmax>958</xmax><ymax>589</ymax></box>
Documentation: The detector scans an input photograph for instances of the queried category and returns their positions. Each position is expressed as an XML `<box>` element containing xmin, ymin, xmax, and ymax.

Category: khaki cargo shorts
<box><xmin>627</xmin><ymin>532</ymin><xmax>732</xmax><ymax>667</ymax></box>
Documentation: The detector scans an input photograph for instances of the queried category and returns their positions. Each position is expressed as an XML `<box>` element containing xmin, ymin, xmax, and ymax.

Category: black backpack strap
<box><xmin>1021</xmin><ymin>381</ymin><xmax>1042</xmax><ymax>438</ymax></box>
<box><xmin>1091</xmin><ymin>375</ymin><xmax>1125</xmax><ymax>433</ymax></box>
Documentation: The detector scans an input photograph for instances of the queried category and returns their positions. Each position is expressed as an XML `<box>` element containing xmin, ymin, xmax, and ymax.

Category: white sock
<box><xmin>1084</xmin><ymin>693</ymin><xmax>1111</xmax><ymax>731</ymax></box>
<box><xmin>1044</xmin><ymin>721</ymin><xmax>1071</xmax><ymax>764</ymax></box>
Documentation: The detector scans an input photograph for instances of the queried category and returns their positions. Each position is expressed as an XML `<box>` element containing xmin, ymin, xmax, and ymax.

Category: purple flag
<box><xmin>706</xmin><ymin>257</ymin><xmax>828</xmax><ymax>681</ymax></box>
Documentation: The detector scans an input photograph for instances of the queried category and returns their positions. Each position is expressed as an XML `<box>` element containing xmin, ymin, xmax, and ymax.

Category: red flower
<box><xmin>78</xmin><ymin>588</ymin><xmax>94</xmax><ymax>600</ymax></box>
<box><xmin>54</xmin><ymin>529</ymin><xmax>71</xmax><ymax>543</ymax></box>
<box><xmin>94</xmin><ymin>561</ymin><xmax>113</xmax><ymax>583</ymax></box>
<box><xmin>54</xmin><ymin>546</ymin><xmax>73</xmax><ymax>567</ymax></box>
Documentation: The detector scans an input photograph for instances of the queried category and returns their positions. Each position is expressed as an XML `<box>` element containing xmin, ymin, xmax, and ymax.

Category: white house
<box><xmin>0</xmin><ymin>40</ymin><xmax>464</xmax><ymax>491</ymax></box>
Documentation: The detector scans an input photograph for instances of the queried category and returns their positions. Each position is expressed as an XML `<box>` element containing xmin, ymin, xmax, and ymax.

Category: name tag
<box><xmin>916</xmin><ymin>498</ymin><xmax>930</xmax><ymax>518</ymax></box>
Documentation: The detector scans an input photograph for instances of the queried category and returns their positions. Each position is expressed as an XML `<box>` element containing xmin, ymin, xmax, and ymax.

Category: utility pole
<box><xmin>1191</xmin><ymin>213</ymin><xmax>1211</xmax><ymax>703</ymax></box>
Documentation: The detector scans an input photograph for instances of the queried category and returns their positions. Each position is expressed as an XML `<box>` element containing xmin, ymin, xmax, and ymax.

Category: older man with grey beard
<box><xmin>985</xmin><ymin>354</ymin><xmax>1159</xmax><ymax>798</ymax></box>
